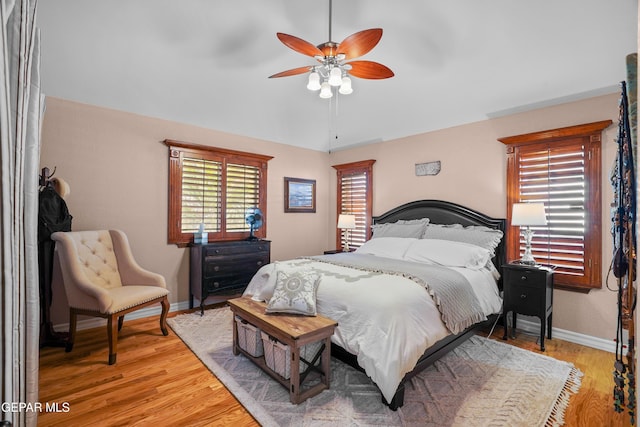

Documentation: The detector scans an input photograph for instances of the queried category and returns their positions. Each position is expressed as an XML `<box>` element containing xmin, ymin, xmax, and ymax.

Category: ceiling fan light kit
<box><xmin>269</xmin><ymin>0</ymin><xmax>393</xmax><ymax>99</ymax></box>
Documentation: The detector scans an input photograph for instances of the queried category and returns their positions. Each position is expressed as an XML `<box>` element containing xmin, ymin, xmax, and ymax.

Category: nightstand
<box><xmin>502</xmin><ymin>262</ymin><xmax>554</xmax><ymax>351</ymax></box>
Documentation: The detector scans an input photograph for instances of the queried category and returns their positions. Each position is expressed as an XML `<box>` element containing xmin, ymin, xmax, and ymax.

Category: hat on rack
<box><xmin>51</xmin><ymin>177</ymin><xmax>70</xmax><ymax>199</ymax></box>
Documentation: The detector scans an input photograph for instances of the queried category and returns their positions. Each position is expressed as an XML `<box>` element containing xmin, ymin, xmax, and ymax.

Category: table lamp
<box><xmin>511</xmin><ymin>202</ymin><xmax>547</xmax><ymax>265</ymax></box>
<box><xmin>337</xmin><ymin>214</ymin><xmax>356</xmax><ymax>252</ymax></box>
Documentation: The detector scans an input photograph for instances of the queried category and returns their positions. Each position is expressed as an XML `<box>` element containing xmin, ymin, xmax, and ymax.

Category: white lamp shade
<box><xmin>319</xmin><ymin>82</ymin><xmax>333</xmax><ymax>98</ymax></box>
<box><xmin>328</xmin><ymin>67</ymin><xmax>342</xmax><ymax>86</ymax></box>
<box><xmin>306</xmin><ymin>72</ymin><xmax>321</xmax><ymax>91</ymax></box>
<box><xmin>511</xmin><ymin>203</ymin><xmax>547</xmax><ymax>226</ymax></box>
<box><xmin>337</xmin><ymin>214</ymin><xmax>356</xmax><ymax>229</ymax></box>
<box><xmin>339</xmin><ymin>76</ymin><xmax>353</xmax><ymax>95</ymax></box>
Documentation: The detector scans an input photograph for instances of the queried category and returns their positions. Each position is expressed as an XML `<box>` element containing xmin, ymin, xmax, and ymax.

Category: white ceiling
<box><xmin>38</xmin><ymin>0</ymin><xmax>638</xmax><ymax>152</ymax></box>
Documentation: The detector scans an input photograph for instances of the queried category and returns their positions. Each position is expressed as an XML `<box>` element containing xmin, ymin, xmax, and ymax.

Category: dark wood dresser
<box><xmin>190</xmin><ymin>240</ymin><xmax>271</xmax><ymax>315</ymax></box>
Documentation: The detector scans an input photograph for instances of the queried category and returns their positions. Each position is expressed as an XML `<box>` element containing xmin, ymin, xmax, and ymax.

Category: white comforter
<box><xmin>243</xmin><ymin>256</ymin><xmax>502</xmax><ymax>403</ymax></box>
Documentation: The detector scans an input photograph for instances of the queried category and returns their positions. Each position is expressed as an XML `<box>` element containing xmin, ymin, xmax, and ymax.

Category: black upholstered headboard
<box><xmin>372</xmin><ymin>200</ymin><xmax>506</xmax><ymax>286</ymax></box>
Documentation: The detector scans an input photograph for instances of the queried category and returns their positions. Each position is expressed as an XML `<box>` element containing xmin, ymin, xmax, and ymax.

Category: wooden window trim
<box><xmin>499</xmin><ymin>120</ymin><xmax>612</xmax><ymax>292</ymax></box>
<box><xmin>164</xmin><ymin>139</ymin><xmax>273</xmax><ymax>246</ymax></box>
<box><xmin>332</xmin><ymin>159</ymin><xmax>375</xmax><ymax>250</ymax></box>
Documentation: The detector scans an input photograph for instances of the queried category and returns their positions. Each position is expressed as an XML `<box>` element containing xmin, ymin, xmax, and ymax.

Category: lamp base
<box><xmin>521</xmin><ymin>227</ymin><xmax>536</xmax><ymax>265</ymax></box>
<box><xmin>342</xmin><ymin>229</ymin><xmax>350</xmax><ymax>252</ymax></box>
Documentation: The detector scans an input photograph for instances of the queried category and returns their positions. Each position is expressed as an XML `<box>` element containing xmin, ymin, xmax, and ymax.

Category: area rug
<box><xmin>168</xmin><ymin>307</ymin><xmax>582</xmax><ymax>427</ymax></box>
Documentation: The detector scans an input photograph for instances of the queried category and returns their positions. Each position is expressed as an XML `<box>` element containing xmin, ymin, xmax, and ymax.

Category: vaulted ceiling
<box><xmin>38</xmin><ymin>1</ymin><xmax>638</xmax><ymax>152</ymax></box>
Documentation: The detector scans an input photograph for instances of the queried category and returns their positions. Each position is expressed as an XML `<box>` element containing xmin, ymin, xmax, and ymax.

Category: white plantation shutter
<box><xmin>516</xmin><ymin>143</ymin><xmax>587</xmax><ymax>276</ymax></box>
<box><xmin>226</xmin><ymin>163</ymin><xmax>261</xmax><ymax>233</ymax></box>
<box><xmin>181</xmin><ymin>157</ymin><xmax>222</xmax><ymax>233</ymax></box>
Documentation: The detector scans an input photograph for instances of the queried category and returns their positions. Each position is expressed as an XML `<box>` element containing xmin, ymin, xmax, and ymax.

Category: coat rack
<box><xmin>38</xmin><ymin>166</ymin><xmax>73</xmax><ymax>348</ymax></box>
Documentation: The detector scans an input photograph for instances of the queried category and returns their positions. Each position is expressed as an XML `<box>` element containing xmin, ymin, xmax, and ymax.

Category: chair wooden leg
<box><xmin>160</xmin><ymin>296</ymin><xmax>169</xmax><ymax>336</ymax></box>
<box><xmin>65</xmin><ymin>309</ymin><xmax>77</xmax><ymax>352</ymax></box>
<box><xmin>117</xmin><ymin>315</ymin><xmax>124</xmax><ymax>332</ymax></box>
<box><xmin>107</xmin><ymin>314</ymin><xmax>118</xmax><ymax>365</ymax></box>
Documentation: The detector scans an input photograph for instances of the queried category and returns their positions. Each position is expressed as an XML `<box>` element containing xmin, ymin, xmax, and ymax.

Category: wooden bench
<box><xmin>227</xmin><ymin>297</ymin><xmax>337</xmax><ymax>404</ymax></box>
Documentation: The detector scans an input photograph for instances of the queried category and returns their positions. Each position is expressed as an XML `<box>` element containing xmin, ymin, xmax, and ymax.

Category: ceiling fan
<box><xmin>269</xmin><ymin>0</ymin><xmax>394</xmax><ymax>99</ymax></box>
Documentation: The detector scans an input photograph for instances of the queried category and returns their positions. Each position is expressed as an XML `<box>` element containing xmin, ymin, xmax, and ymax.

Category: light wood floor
<box><xmin>39</xmin><ymin>307</ymin><xmax>633</xmax><ymax>427</ymax></box>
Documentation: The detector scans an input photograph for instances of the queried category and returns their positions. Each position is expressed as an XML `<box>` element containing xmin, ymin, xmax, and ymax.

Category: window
<box><xmin>165</xmin><ymin>139</ymin><xmax>273</xmax><ymax>245</ymax></box>
<box><xmin>499</xmin><ymin>120</ymin><xmax>612</xmax><ymax>291</ymax></box>
<box><xmin>332</xmin><ymin>160</ymin><xmax>375</xmax><ymax>250</ymax></box>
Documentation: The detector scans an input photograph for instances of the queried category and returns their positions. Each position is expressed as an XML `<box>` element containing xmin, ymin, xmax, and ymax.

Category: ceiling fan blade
<box><xmin>268</xmin><ymin>66</ymin><xmax>312</xmax><ymax>78</ymax></box>
<box><xmin>347</xmin><ymin>61</ymin><xmax>394</xmax><ymax>79</ymax></box>
<box><xmin>276</xmin><ymin>33</ymin><xmax>324</xmax><ymax>58</ymax></box>
<box><xmin>338</xmin><ymin>28</ymin><xmax>383</xmax><ymax>60</ymax></box>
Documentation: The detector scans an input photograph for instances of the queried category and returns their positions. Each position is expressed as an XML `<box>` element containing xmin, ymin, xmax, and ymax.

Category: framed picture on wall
<box><xmin>284</xmin><ymin>177</ymin><xmax>316</xmax><ymax>213</ymax></box>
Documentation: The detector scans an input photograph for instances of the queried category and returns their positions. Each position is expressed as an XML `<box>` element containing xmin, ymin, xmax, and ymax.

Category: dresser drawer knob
<box><xmin>521</xmin><ymin>275</ymin><xmax>527</xmax><ymax>281</ymax></box>
<box><xmin>213</xmin><ymin>282</ymin><xmax>220</xmax><ymax>288</ymax></box>
<box><xmin>520</xmin><ymin>294</ymin><xmax>527</xmax><ymax>299</ymax></box>
<box><xmin>257</xmin><ymin>261</ymin><xmax>263</xmax><ymax>266</ymax></box>
<box><xmin>214</xmin><ymin>266</ymin><xmax>220</xmax><ymax>272</ymax></box>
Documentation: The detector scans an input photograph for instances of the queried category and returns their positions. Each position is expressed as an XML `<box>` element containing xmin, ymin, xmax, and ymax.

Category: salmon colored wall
<box><xmin>42</xmin><ymin>93</ymin><xmax>622</xmax><ymax>342</ymax></box>
<box><xmin>329</xmin><ymin>93</ymin><xmax>620</xmax><ymax>341</ymax></box>
<box><xmin>41</xmin><ymin>97</ymin><xmax>333</xmax><ymax>324</ymax></box>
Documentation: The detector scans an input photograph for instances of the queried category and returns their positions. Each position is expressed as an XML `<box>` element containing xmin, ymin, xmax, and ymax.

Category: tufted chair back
<box><xmin>51</xmin><ymin>229</ymin><xmax>170</xmax><ymax>364</ymax></box>
<box><xmin>67</xmin><ymin>230</ymin><xmax>123</xmax><ymax>290</ymax></box>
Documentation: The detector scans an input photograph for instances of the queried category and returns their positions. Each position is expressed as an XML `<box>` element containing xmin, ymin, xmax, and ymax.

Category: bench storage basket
<box><xmin>260</xmin><ymin>331</ymin><xmax>322</xmax><ymax>379</ymax></box>
<box><xmin>235</xmin><ymin>316</ymin><xmax>264</xmax><ymax>357</ymax></box>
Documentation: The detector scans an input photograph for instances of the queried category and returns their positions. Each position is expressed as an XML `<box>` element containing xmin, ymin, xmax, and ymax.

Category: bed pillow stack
<box><xmin>361</xmin><ymin>218</ymin><xmax>503</xmax><ymax>270</ymax></box>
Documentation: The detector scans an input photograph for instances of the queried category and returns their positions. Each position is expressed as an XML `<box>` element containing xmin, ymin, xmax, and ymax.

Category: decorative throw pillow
<box><xmin>266</xmin><ymin>269</ymin><xmax>321</xmax><ymax>316</ymax></box>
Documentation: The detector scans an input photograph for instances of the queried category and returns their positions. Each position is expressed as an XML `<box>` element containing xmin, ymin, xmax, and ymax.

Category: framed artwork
<box><xmin>284</xmin><ymin>177</ymin><xmax>316</xmax><ymax>213</ymax></box>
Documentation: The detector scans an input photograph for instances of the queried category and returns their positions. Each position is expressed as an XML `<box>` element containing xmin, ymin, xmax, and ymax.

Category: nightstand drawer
<box><xmin>504</xmin><ymin>268</ymin><xmax>548</xmax><ymax>289</ymax></box>
<box><xmin>505</xmin><ymin>285</ymin><xmax>543</xmax><ymax>316</ymax></box>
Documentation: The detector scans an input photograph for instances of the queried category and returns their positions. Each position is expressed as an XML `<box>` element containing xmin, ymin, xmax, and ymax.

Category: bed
<box><xmin>243</xmin><ymin>199</ymin><xmax>506</xmax><ymax>410</ymax></box>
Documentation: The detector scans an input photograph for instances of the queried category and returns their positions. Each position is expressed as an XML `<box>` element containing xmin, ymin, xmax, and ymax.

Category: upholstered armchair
<box><xmin>51</xmin><ymin>230</ymin><xmax>169</xmax><ymax>364</ymax></box>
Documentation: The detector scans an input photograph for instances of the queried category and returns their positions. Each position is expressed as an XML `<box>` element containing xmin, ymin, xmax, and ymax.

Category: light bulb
<box><xmin>339</xmin><ymin>76</ymin><xmax>353</xmax><ymax>95</ymax></box>
<box><xmin>319</xmin><ymin>82</ymin><xmax>333</xmax><ymax>98</ymax></box>
<box><xmin>306</xmin><ymin>72</ymin><xmax>321</xmax><ymax>91</ymax></box>
<box><xmin>328</xmin><ymin>67</ymin><xmax>342</xmax><ymax>86</ymax></box>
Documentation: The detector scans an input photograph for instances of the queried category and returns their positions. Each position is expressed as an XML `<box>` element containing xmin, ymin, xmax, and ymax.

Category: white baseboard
<box><xmin>53</xmin><ymin>301</ymin><xmax>616</xmax><ymax>354</ymax></box>
<box><xmin>512</xmin><ymin>317</ymin><xmax>616</xmax><ymax>354</ymax></box>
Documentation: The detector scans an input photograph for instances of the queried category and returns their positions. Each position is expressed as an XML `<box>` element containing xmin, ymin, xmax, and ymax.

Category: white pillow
<box><xmin>422</xmin><ymin>224</ymin><xmax>503</xmax><ymax>255</ymax></box>
<box><xmin>371</xmin><ymin>218</ymin><xmax>429</xmax><ymax>239</ymax></box>
<box><xmin>355</xmin><ymin>237</ymin><xmax>418</xmax><ymax>260</ymax></box>
<box><xmin>403</xmin><ymin>239</ymin><xmax>492</xmax><ymax>270</ymax></box>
